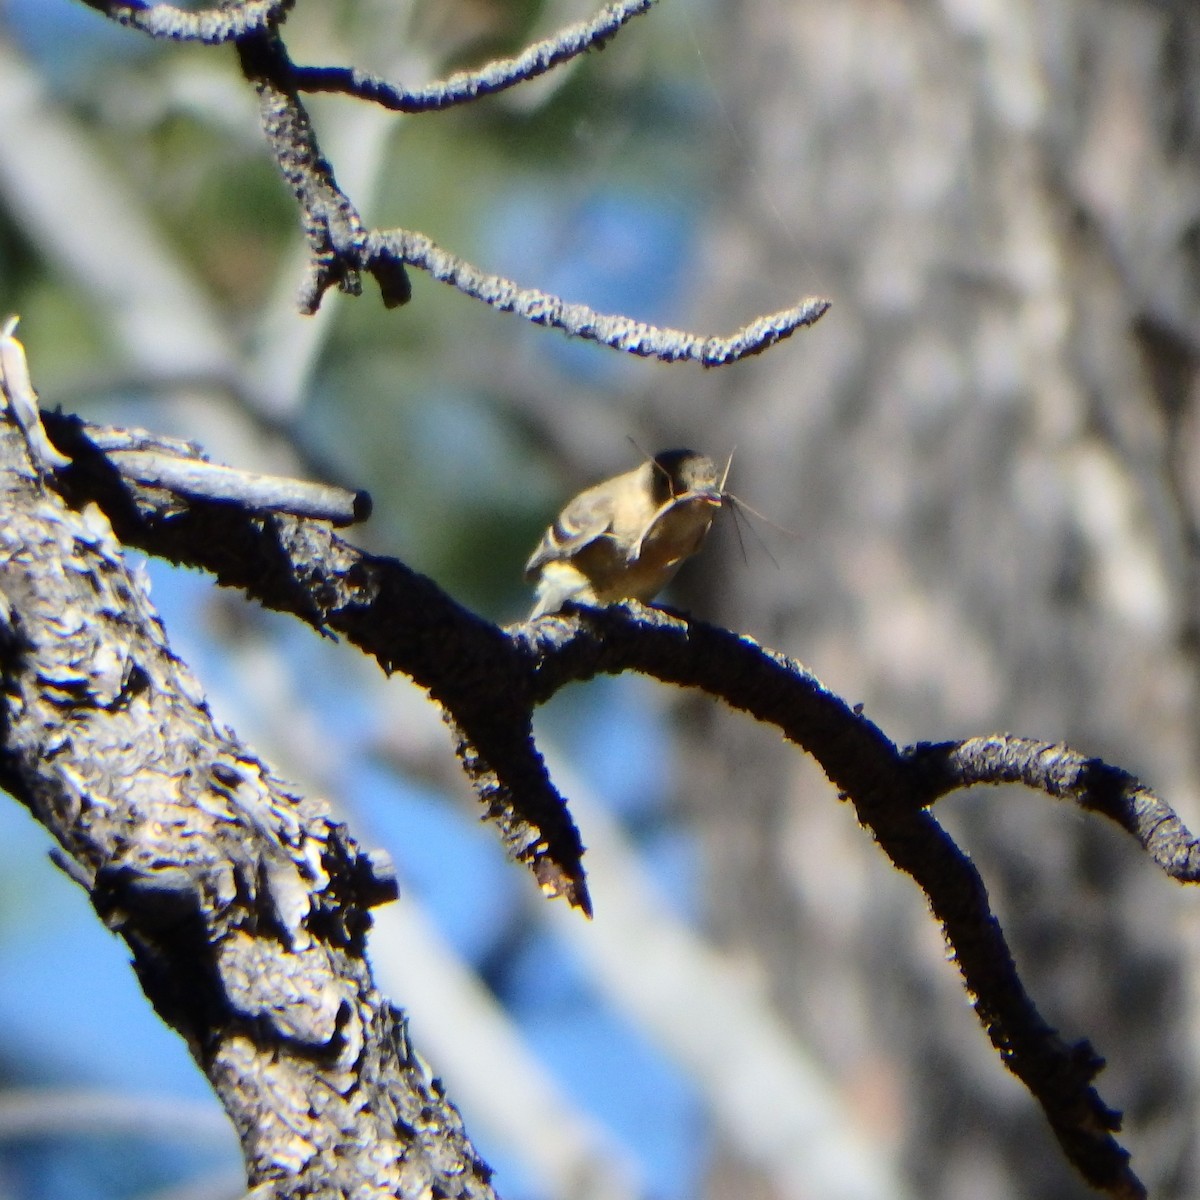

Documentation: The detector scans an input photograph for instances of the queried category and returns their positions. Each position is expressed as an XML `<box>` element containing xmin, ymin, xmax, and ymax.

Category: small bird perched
<box><xmin>525</xmin><ymin>448</ymin><xmax>726</xmax><ymax>619</ymax></box>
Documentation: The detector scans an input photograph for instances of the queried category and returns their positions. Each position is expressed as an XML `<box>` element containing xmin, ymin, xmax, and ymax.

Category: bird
<box><xmin>524</xmin><ymin>448</ymin><xmax>726</xmax><ymax>619</ymax></box>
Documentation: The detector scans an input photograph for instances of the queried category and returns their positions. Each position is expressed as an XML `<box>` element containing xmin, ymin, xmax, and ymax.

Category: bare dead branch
<box><xmin>23</xmin><ymin>410</ymin><xmax>367</xmax><ymax>525</ymax></box>
<box><xmin>76</xmin><ymin>0</ymin><xmax>292</xmax><ymax>43</ymax></box>
<box><xmin>293</xmin><ymin>0</ymin><xmax>656</xmax><ymax>112</ymax></box>
<box><xmin>905</xmin><ymin>735</ymin><xmax>1200</xmax><ymax>883</ymax></box>
<box><xmin>236</xmin><ymin>29</ymin><xmax>412</xmax><ymax>313</ymax></box>
<box><xmin>372</xmin><ymin>229</ymin><xmax>832</xmax><ymax>364</ymax></box>
<box><xmin>43</xmin><ymin>406</ymin><xmax>1200</xmax><ymax>1197</ymax></box>
<box><xmin>0</xmin><ymin>316</ymin><xmax>70</xmax><ymax>474</ymax></box>
<box><xmin>107</xmin><ymin>450</ymin><xmax>369</xmax><ymax>525</ymax></box>
<box><xmin>226</xmin><ymin>13</ymin><xmax>832</xmax><ymax>355</ymax></box>
<box><xmin>86</xmin><ymin>0</ymin><xmax>827</xmax><ymax>359</ymax></box>
<box><xmin>519</xmin><ymin>609</ymin><xmax>1147</xmax><ymax>1200</ymax></box>
<box><xmin>43</xmin><ymin>410</ymin><xmax>592</xmax><ymax>914</ymax></box>
<box><xmin>0</xmin><ymin>406</ymin><xmax>499</xmax><ymax>1200</ymax></box>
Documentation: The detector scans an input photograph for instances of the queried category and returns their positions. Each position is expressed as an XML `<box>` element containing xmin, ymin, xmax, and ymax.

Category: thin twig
<box><xmin>77</xmin><ymin>0</ymin><xmax>293</xmax><ymax>43</ymax></box>
<box><xmin>373</xmin><ymin>229</ymin><xmax>831</xmax><ymax>365</ymax></box>
<box><xmin>233</xmin><ymin>17</ymin><xmax>828</xmax><ymax>357</ymax></box>
<box><xmin>293</xmin><ymin>0</ymin><xmax>656</xmax><ymax>113</ymax></box>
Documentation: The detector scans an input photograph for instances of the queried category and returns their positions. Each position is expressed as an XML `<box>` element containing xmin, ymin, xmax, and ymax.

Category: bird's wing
<box><xmin>523</xmin><ymin>482</ymin><xmax>616</xmax><ymax>580</ymax></box>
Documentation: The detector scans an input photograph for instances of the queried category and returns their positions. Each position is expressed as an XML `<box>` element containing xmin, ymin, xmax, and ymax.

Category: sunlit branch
<box><xmin>293</xmin><ymin>0</ymin><xmax>656</xmax><ymax>112</ymax></box>
<box><xmin>236</xmin><ymin>29</ymin><xmax>409</xmax><ymax>313</ymax></box>
<box><xmin>230</xmin><ymin>13</ymin><xmax>829</xmax><ymax>359</ymax></box>
<box><xmin>77</xmin><ymin>0</ymin><xmax>293</xmax><ymax>43</ymax></box>
<box><xmin>45</xmin><ymin>397</ymin><xmax>1199</xmax><ymax>1196</ymax></box>
<box><xmin>374</xmin><ymin>229</ymin><xmax>831</xmax><ymax>365</ymax></box>
<box><xmin>906</xmin><ymin>734</ymin><xmax>1200</xmax><ymax>882</ymax></box>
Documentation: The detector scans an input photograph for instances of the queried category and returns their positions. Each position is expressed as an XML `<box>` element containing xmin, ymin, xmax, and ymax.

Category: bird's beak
<box><xmin>678</xmin><ymin>485</ymin><xmax>722</xmax><ymax>508</ymax></box>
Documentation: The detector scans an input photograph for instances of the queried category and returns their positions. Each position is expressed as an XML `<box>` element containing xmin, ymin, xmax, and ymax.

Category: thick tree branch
<box><xmin>0</xmin><ymin>409</ymin><xmax>496</xmax><ymax>1199</ymax></box>
<box><xmin>44</xmin><ymin>412</ymin><xmax>592</xmax><ymax>914</ymax></box>
<box><xmin>520</xmin><ymin>609</ymin><xmax>1148</xmax><ymax>1200</ymax></box>
<box><xmin>293</xmin><ymin>0</ymin><xmax>657</xmax><ymax>113</ymax></box>
<box><xmin>40</xmin><ymin>408</ymin><xmax>1200</xmax><ymax>1198</ymax></box>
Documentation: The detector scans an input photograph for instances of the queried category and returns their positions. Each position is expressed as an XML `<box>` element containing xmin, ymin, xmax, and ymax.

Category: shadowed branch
<box><xmin>40</xmin><ymin>404</ymin><xmax>1200</xmax><ymax>1199</ymax></box>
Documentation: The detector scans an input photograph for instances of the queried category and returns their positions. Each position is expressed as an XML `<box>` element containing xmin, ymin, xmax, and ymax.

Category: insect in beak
<box><xmin>719</xmin><ymin>448</ymin><xmax>734</xmax><ymax>494</ymax></box>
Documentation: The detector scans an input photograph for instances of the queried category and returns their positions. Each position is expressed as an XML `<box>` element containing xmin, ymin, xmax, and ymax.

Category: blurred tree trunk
<box><xmin>674</xmin><ymin>1</ymin><xmax>1200</xmax><ymax>1196</ymax></box>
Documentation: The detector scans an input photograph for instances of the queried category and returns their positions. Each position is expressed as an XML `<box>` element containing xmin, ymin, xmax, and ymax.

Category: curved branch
<box><xmin>517</xmin><ymin>607</ymin><xmax>1145</xmax><ymax>1200</ymax></box>
<box><xmin>46</xmin><ymin>409</ymin><xmax>1194</xmax><ymax>1197</ymax></box>
<box><xmin>45</xmin><ymin>413</ymin><xmax>591</xmax><ymax>915</ymax></box>
<box><xmin>373</xmin><ymin>229</ymin><xmax>831</xmax><ymax>364</ymax></box>
<box><xmin>78</xmin><ymin>0</ymin><xmax>292</xmax><ymax>43</ymax></box>
<box><xmin>905</xmin><ymin>734</ymin><xmax>1200</xmax><ymax>882</ymax></box>
<box><xmin>232</xmin><ymin>17</ymin><xmax>830</xmax><ymax>357</ymax></box>
<box><xmin>294</xmin><ymin>0</ymin><xmax>656</xmax><ymax>113</ymax></box>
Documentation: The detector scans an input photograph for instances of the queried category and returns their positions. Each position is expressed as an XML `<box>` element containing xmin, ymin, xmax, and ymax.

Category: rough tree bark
<box><xmin>0</xmin><ymin>401</ymin><xmax>494</xmax><ymax>1199</ymax></box>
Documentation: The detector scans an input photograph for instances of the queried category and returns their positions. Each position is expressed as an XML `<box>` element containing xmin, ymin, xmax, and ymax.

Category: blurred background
<box><xmin>0</xmin><ymin>0</ymin><xmax>1198</xmax><ymax>1198</ymax></box>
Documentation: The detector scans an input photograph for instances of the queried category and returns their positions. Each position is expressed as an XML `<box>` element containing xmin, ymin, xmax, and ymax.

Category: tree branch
<box><xmin>226</xmin><ymin>7</ymin><xmax>832</xmax><ymax>354</ymax></box>
<box><xmin>82</xmin><ymin>0</ymin><xmax>828</xmax><ymax>358</ymax></box>
<box><xmin>43</xmin><ymin>411</ymin><xmax>592</xmax><ymax>914</ymax></box>
<box><xmin>234</xmin><ymin>23</ymin><xmax>831</xmax><ymax>353</ymax></box>
<box><xmin>41</xmin><ymin>407</ymin><xmax>1200</xmax><ymax>1198</ymax></box>
<box><xmin>372</xmin><ymin>229</ymin><xmax>831</xmax><ymax>364</ymax></box>
<box><xmin>76</xmin><ymin>0</ymin><xmax>293</xmax><ymax>43</ymax></box>
<box><xmin>70</xmin><ymin>418</ymin><xmax>369</xmax><ymax>524</ymax></box>
<box><xmin>905</xmin><ymin>734</ymin><xmax>1200</xmax><ymax>882</ymax></box>
<box><xmin>0</xmin><ymin>406</ymin><xmax>498</xmax><ymax>1199</ymax></box>
<box><xmin>293</xmin><ymin>0</ymin><xmax>657</xmax><ymax>113</ymax></box>
<box><xmin>523</xmin><ymin>611</ymin><xmax>1147</xmax><ymax>1200</ymax></box>
<box><xmin>236</xmin><ymin>28</ymin><xmax>411</xmax><ymax>313</ymax></box>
